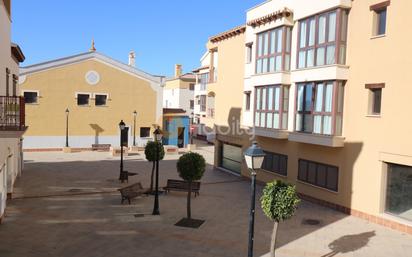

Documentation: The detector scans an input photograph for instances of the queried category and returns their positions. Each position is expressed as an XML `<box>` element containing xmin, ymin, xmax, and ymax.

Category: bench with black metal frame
<box><xmin>163</xmin><ymin>179</ymin><xmax>200</xmax><ymax>197</ymax></box>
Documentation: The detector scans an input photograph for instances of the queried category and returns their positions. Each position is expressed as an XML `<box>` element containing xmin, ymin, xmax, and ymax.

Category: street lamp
<box><xmin>65</xmin><ymin>108</ymin><xmax>70</xmax><ymax>147</ymax></box>
<box><xmin>133</xmin><ymin>110</ymin><xmax>137</xmax><ymax>146</ymax></box>
<box><xmin>244</xmin><ymin>141</ymin><xmax>266</xmax><ymax>257</ymax></box>
<box><xmin>152</xmin><ymin>126</ymin><xmax>163</xmax><ymax>215</ymax></box>
<box><xmin>119</xmin><ymin>120</ymin><xmax>126</xmax><ymax>182</ymax></box>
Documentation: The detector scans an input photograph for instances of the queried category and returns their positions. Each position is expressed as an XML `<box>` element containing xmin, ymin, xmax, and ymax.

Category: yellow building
<box><xmin>19</xmin><ymin>46</ymin><xmax>164</xmax><ymax>149</ymax></box>
<box><xmin>197</xmin><ymin>0</ymin><xmax>412</xmax><ymax>234</ymax></box>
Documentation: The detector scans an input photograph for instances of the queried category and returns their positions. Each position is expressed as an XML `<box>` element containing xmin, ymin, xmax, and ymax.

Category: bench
<box><xmin>163</xmin><ymin>179</ymin><xmax>200</xmax><ymax>197</ymax></box>
<box><xmin>118</xmin><ymin>182</ymin><xmax>147</xmax><ymax>204</ymax></box>
<box><xmin>92</xmin><ymin>144</ymin><xmax>111</xmax><ymax>151</ymax></box>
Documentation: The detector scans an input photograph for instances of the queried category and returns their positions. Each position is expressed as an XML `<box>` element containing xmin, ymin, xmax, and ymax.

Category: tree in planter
<box><xmin>176</xmin><ymin>152</ymin><xmax>206</xmax><ymax>220</ymax></box>
<box><xmin>261</xmin><ymin>180</ymin><xmax>300</xmax><ymax>257</ymax></box>
<box><xmin>144</xmin><ymin>141</ymin><xmax>165</xmax><ymax>192</ymax></box>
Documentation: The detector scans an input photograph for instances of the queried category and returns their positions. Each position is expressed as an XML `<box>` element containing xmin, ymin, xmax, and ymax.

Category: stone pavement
<box><xmin>0</xmin><ymin>141</ymin><xmax>411</xmax><ymax>257</ymax></box>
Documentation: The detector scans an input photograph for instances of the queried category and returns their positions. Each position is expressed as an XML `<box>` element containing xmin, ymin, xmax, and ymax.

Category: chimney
<box><xmin>175</xmin><ymin>64</ymin><xmax>182</xmax><ymax>77</ymax></box>
<box><xmin>128</xmin><ymin>51</ymin><xmax>136</xmax><ymax>67</ymax></box>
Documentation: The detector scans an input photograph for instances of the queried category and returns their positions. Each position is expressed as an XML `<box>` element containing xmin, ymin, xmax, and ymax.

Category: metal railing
<box><xmin>0</xmin><ymin>96</ymin><xmax>25</xmax><ymax>131</ymax></box>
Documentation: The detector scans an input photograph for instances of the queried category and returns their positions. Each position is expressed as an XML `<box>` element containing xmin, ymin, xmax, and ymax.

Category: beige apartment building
<box><xmin>197</xmin><ymin>0</ymin><xmax>411</xmax><ymax>233</ymax></box>
<box><xmin>0</xmin><ymin>0</ymin><xmax>26</xmax><ymax>223</ymax></box>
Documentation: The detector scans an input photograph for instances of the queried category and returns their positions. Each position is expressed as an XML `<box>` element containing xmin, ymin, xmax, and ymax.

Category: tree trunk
<box><xmin>187</xmin><ymin>181</ymin><xmax>192</xmax><ymax>219</ymax></box>
<box><xmin>150</xmin><ymin>161</ymin><xmax>155</xmax><ymax>192</ymax></box>
<box><xmin>270</xmin><ymin>222</ymin><xmax>279</xmax><ymax>257</ymax></box>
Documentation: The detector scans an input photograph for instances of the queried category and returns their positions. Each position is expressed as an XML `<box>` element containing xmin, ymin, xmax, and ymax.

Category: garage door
<box><xmin>220</xmin><ymin>143</ymin><xmax>242</xmax><ymax>174</ymax></box>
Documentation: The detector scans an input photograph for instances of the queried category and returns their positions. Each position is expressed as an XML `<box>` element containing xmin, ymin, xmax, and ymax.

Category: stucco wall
<box><xmin>20</xmin><ymin>59</ymin><xmax>161</xmax><ymax>148</ymax></box>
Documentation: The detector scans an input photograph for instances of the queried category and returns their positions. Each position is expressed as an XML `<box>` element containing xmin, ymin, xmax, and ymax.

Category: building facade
<box><xmin>240</xmin><ymin>0</ymin><xmax>412</xmax><ymax>232</ymax></box>
<box><xmin>19</xmin><ymin>49</ymin><xmax>164</xmax><ymax>149</ymax></box>
<box><xmin>163</xmin><ymin>64</ymin><xmax>195</xmax><ymax>115</ymax></box>
<box><xmin>0</xmin><ymin>0</ymin><xmax>26</xmax><ymax>223</ymax></box>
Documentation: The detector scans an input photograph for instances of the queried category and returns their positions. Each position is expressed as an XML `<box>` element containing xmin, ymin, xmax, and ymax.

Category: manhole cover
<box><xmin>134</xmin><ymin>214</ymin><xmax>145</xmax><ymax>218</ymax></box>
<box><xmin>302</xmin><ymin>219</ymin><xmax>321</xmax><ymax>226</ymax></box>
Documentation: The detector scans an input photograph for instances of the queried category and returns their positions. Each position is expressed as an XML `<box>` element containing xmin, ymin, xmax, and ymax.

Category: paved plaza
<box><xmin>0</xmin><ymin>142</ymin><xmax>411</xmax><ymax>257</ymax></box>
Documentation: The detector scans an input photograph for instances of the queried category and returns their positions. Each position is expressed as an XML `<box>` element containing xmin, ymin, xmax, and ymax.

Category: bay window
<box><xmin>297</xmin><ymin>9</ymin><xmax>348</xmax><ymax>69</ymax></box>
<box><xmin>295</xmin><ymin>81</ymin><xmax>344</xmax><ymax>136</ymax></box>
<box><xmin>256</xmin><ymin>26</ymin><xmax>292</xmax><ymax>74</ymax></box>
<box><xmin>254</xmin><ymin>85</ymin><xmax>289</xmax><ymax>130</ymax></box>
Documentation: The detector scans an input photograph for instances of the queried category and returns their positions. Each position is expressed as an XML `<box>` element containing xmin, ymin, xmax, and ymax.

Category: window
<box><xmin>256</xmin><ymin>26</ymin><xmax>291</xmax><ymax>74</ymax></box>
<box><xmin>190</xmin><ymin>100</ymin><xmax>194</xmax><ymax>109</ymax></box>
<box><xmin>95</xmin><ymin>94</ymin><xmax>107</xmax><ymax>106</ymax></box>
<box><xmin>5</xmin><ymin>68</ymin><xmax>10</xmax><ymax>96</ymax></box>
<box><xmin>140</xmin><ymin>127</ymin><xmax>150</xmax><ymax>138</ymax></box>
<box><xmin>199</xmin><ymin>73</ymin><xmax>209</xmax><ymax>90</ymax></box>
<box><xmin>245</xmin><ymin>91</ymin><xmax>251</xmax><ymax>111</ymax></box>
<box><xmin>189</xmin><ymin>83</ymin><xmax>195</xmax><ymax>91</ymax></box>
<box><xmin>220</xmin><ymin>143</ymin><xmax>242</xmax><ymax>174</ymax></box>
<box><xmin>254</xmin><ymin>85</ymin><xmax>289</xmax><ymax>130</ymax></box>
<box><xmin>262</xmin><ymin>151</ymin><xmax>288</xmax><ymax>176</ymax></box>
<box><xmin>366</xmin><ymin>83</ymin><xmax>384</xmax><ymax>115</ymax></box>
<box><xmin>200</xmin><ymin>95</ymin><xmax>206</xmax><ymax>112</ymax></box>
<box><xmin>371</xmin><ymin>1</ymin><xmax>390</xmax><ymax>36</ymax></box>
<box><xmin>298</xmin><ymin>159</ymin><xmax>339</xmax><ymax>192</ymax></box>
<box><xmin>12</xmin><ymin>74</ymin><xmax>18</xmax><ymax>96</ymax></box>
<box><xmin>77</xmin><ymin>94</ymin><xmax>90</xmax><ymax>106</ymax></box>
<box><xmin>297</xmin><ymin>9</ymin><xmax>348</xmax><ymax>68</ymax></box>
<box><xmin>23</xmin><ymin>91</ymin><xmax>38</xmax><ymax>104</ymax></box>
<box><xmin>246</xmin><ymin>43</ymin><xmax>253</xmax><ymax>63</ymax></box>
<box><xmin>385</xmin><ymin>163</ymin><xmax>412</xmax><ymax>222</ymax></box>
<box><xmin>295</xmin><ymin>81</ymin><xmax>345</xmax><ymax>136</ymax></box>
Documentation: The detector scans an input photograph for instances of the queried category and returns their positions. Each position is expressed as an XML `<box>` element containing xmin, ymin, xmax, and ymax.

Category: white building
<box><xmin>0</xmin><ymin>0</ymin><xmax>26</xmax><ymax>224</ymax></box>
<box><xmin>163</xmin><ymin>64</ymin><xmax>196</xmax><ymax>115</ymax></box>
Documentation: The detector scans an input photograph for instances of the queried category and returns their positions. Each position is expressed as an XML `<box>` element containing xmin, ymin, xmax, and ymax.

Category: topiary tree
<box><xmin>144</xmin><ymin>141</ymin><xmax>165</xmax><ymax>192</ymax></box>
<box><xmin>176</xmin><ymin>152</ymin><xmax>206</xmax><ymax>219</ymax></box>
<box><xmin>261</xmin><ymin>180</ymin><xmax>300</xmax><ymax>257</ymax></box>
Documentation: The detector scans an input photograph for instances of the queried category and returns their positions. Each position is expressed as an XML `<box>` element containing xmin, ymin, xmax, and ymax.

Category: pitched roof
<box><xmin>165</xmin><ymin>73</ymin><xmax>196</xmax><ymax>82</ymax></box>
<box><xmin>20</xmin><ymin>51</ymin><xmax>164</xmax><ymax>84</ymax></box>
<box><xmin>11</xmin><ymin>43</ymin><xmax>25</xmax><ymax>63</ymax></box>
<box><xmin>209</xmin><ymin>25</ymin><xmax>246</xmax><ymax>43</ymax></box>
<box><xmin>247</xmin><ymin>7</ymin><xmax>293</xmax><ymax>28</ymax></box>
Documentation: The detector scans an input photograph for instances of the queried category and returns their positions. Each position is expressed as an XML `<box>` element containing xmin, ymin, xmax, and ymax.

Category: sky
<box><xmin>11</xmin><ymin>0</ymin><xmax>263</xmax><ymax>77</ymax></box>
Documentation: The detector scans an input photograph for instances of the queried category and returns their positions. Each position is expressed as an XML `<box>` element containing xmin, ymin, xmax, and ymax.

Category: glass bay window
<box><xmin>255</xmin><ymin>85</ymin><xmax>289</xmax><ymax>130</ymax></box>
<box><xmin>256</xmin><ymin>26</ymin><xmax>292</xmax><ymax>74</ymax></box>
<box><xmin>297</xmin><ymin>9</ymin><xmax>348</xmax><ymax>69</ymax></box>
<box><xmin>295</xmin><ymin>81</ymin><xmax>344</xmax><ymax>136</ymax></box>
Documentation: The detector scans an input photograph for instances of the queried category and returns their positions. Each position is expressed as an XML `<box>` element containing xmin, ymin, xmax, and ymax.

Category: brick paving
<box><xmin>0</xmin><ymin>141</ymin><xmax>411</xmax><ymax>257</ymax></box>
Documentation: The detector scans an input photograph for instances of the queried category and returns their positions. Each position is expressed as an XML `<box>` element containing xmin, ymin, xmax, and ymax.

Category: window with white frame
<box><xmin>297</xmin><ymin>9</ymin><xmax>348</xmax><ymax>69</ymax></box>
<box><xmin>295</xmin><ymin>81</ymin><xmax>345</xmax><ymax>136</ymax></box>
<box><xmin>23</xmin><ymin>91</ymin><xmax>39</xmax><ymax>104</ymax></box>
<box><xmin>256</xmin><ymin>26</ymin><xmax>292</xmax><ymax>74</ymax></box>
<box><xmin>95</xmin><ymin>94</ymin><xmax>108</xmax><ymax>106</ymax></box>
<box><xmin>77</xmin><ymin>93</ymin><xmax>90</xmax><ymax>106</ymax></box>
<box><xmin>254</xmin><ymin>85</ymin><xmax>289</xmax><ymax>130</ymax></box>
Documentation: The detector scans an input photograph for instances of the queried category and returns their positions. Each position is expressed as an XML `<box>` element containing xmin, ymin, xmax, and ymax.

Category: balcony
<box><xmin>0</xmin><ymin>96</ymin><xmax>27</xmax><ymax>137</ymax></box>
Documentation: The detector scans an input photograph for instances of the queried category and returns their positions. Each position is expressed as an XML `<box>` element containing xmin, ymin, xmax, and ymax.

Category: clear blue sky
<box><xmin>12</xmin><ymin>0</ymin><xmax>262</xmax><ymax>77</ymax></box>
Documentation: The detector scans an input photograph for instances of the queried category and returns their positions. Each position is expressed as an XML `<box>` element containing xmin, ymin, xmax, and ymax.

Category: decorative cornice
<box><xmin>247</xmin><ymin>7</ymin><xmax>293</xmax><ymax>28</ymax></box>
<box><xmin>209</xmin><ymin>25</ymin><xmax>246</xmax><ymax>43</ymax></box>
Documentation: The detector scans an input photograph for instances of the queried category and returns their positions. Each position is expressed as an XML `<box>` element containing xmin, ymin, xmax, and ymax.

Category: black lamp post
<box><xmin>244</xmin><ymin>142</ymin><xmax>266</xmax><ymax>257</ymax></box>
<box><xmin>65</xmin><ymin>108</ymin><xmax>69</xmax><ymax>147</ymax></box>
<box><xmin>119</xmin><ymin>120</ymin><xmax>126</xmax><ymax>182</ymax></box>
<box><xmin>152</xmin><ymin>126</ymin><xmax>163</xmax><ymax>215</ymax></box>
<box><xmin>133</xmin><ymin>111</ymin><xmax>137</xmax><ymax>147</ymax></box>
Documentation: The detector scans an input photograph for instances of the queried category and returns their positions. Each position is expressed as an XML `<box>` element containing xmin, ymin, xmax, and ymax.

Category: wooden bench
<box><xmin>163</xmin><ymin>179</ymin><xmax>200</xmax><ymax>197</ymax></box>
<box><xmin>92</xmin><ymin>144</ymin><xmax>111</xmax><ymax>151</ymax></box>
<box><xmin>118</xmin><ymin>182</ymin><xmax>147</xmax><ymax>204</ymax></box>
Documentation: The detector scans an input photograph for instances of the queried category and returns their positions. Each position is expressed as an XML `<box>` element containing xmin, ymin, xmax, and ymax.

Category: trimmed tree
<box><xmin>144</xmin><ymin>141</ymin><xmax>165</xmax><ymax>192</ymax></box>
<box><xmin>176</xmin><ymin>152</ymin><xmax>206</xmax><ymax>219</ymax></box>
<box><xmin>261</xmin><ymin>180</ymin><xmax>300</xmax><ymax>257</ymax></box>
